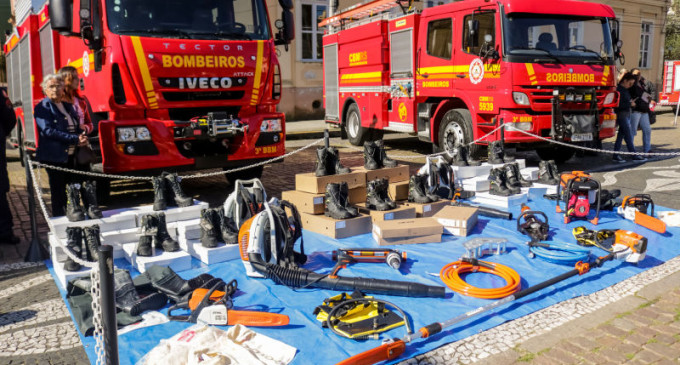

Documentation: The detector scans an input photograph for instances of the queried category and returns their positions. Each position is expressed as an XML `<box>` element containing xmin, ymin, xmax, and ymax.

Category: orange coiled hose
<box><xmin>440</xmin><ymin>260</ymin><xmax>521</xmax><ymax>299</ymax></box>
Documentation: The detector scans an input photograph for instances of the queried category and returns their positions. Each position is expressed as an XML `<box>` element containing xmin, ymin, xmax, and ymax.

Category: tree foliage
<box><xmin>666</xmin><ymin>4</ymin><xmax>680</xmax><ymax>60</ymax></box>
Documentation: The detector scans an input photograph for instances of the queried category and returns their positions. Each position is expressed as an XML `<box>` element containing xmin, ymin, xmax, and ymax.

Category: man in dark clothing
<box><xmin>1</xmin><ymin>88</ymin><xmax>20</xmax><ymax>245</ymax></box>
<box><xmin>613</xmin><ymin>73</ymin><xmax>646</xmax><ymax>163</ymax></box>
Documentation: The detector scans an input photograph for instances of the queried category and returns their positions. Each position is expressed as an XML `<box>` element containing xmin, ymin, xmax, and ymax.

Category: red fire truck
<box><xmin>321</xmin><ymin>0</ymin><xmax>623</xmax><ymax>162</ymax></box>
<box><xmin>659</xmin><ymin>60</ymin><xmax>680</xmax><ymax>110</ymax></box>
<box><xmin>5</xmin><ymin>0</ymin><xmax>294</xmax><ymax>183</ymax></box>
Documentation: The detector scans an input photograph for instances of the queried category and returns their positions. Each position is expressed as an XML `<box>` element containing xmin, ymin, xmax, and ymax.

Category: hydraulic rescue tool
<box><xmin>617</xmin><ymin>194</ymin><xmax>667</xmax><ymax>234</ymax></box>
<box><xmin>239</xmin><ymin>200</ymin><xmax>446</xmax><ymax>298</ymax></box>
<box><xmin>331</xmin><ymin>249</ymin><xmax>406</xmax><ymax>277</ymax></box>
<box><xmin>336</xmin><ymin>234</ymin><xmax>647</xmax><ymax>365</ymax></box>
<box><xmin>167</xmin><ymin>278</ymin><xmax>289</xmax><ymax>327</ymax></box>
<box><xmin>556</xmin><ymin>171</ymin><xmax>601</xmax><ymax>225</ymax></box>
<box><xmin>572</xmin><ymin>226</ymin><xmax>616</xmax><ymax>252</ymax></box>
<box><xmin>517</xmin><ymin>204</ymin><xmax>550</xmax><ymax>242</ymax></box>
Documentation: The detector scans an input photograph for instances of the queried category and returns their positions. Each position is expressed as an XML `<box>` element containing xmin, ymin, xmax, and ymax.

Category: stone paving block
<box><xmin>528</xmin><ymin>355</ymin><xmax>555</xmax><ymax>365</ymax></box>
<box><xmin>633</xmin><ymin>349</ymin><xmax>664</xmax><ymax>363</ymax></box>
<box><xmin>655</xmin><ymin>333</ymin><xmax>678</xmax><ymax>345</ymax></box>
<box><xmin>595</xmin><ymin>335</ymin><xmax>621</xmax><ymax>349</ymax></box>
<box><xmin>598</xmin><ymin>324</ymin><xmax>628</xmax><ymax>338</ymax></box>
<box><xmin>628</xmin><ymin>312</ymin><xmax>655</xmax><ymax>326</ymax></box>
<box><xmin>624</xmin><ymin>332</ymin><xmax>653</xmax><ymax>347</ymax></box>
<box><xmin>655</xmin><ymin>358</ymin><xmax>680</xmax><ymax>365</ymax></box>
<box><xmin>597</xmin><ymin>348</ymin><xmax>629</xmax><ymax>363</ymax></box>
<box><xmin>610</xmin><ymin>317</ymin><xmax>637</xmax><ymax>332</ymax></box>
<box><xmin>651</xmin><ymin>324</ymin><xmax>679</xmax><ymax>336</ymax></box>
<box><xmin>543</xmin><ymin>348</ymin><xmax>579</xmax><ymax>364</ymax></box>
<box><xmin>644</xmin><ymin>342</ymin><xmax>680</xmax><ymax>359</ymax></box>
<box><xmin>553</xmin><ymin>341</ymin><xmax>583</xmax><ymax>357</ymax></box>
<box><xmin>635</xmin><ymin>325</ymin><xmax>660</xmax><ymax>338</ymax></box>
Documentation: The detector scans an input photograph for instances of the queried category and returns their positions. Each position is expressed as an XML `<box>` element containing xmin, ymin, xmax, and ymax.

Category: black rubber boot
<box><xmin>338</xmin><ymin>182</ymin><xmax>359</xmax><ymax>217</ymax></box>
<box><xmin>83</xmin><ymin>225</ymin><xmax>101</xmax><ymax>262</ymax></box>
<box><xmin>538</xmin><ymin>161</ymin><xmax>558</xmax><ymax>185</ymax></box>
<box><xmin>463</xmin><ymin>145</ymin><xmax>481</xmax><ymax>166</ymax></box>
<box><xmin>376</xmin><ymin>178</ymin><xmax>397</xmax><ymax>210</ymax></box>
<box><xmin>325</xmin><ymin>183</ymin><xmax>353</xmax><ymax>219</ymax></box>
<box><xmin>487</xmin><ymin>141</ymin><xmax>504</xmax><ymax>164</ymax></box>
<box><xmin>437</xmin><ymin>162</ymin><xmax>456</xmax><ymax>199</ymax></box>
<box><xmin>363</xmin><ymin>141</ymin><xmax>380</xmax><ymax>170</ymax></box>
<box><xmin>424</xmin><ymin>163</ymin><xmax>441</xmax><ymax>202</ymax></box>
<box><xmin>164</xmin><ymin>173</ymin><xmax>193</xmax><ymax>207</ymax></box>
<box><xmin>328</xmin><ymin>147</ymin><xmax>351</xmax><ymax>175</ymax></box>
<box><xmin>114</xmin><ymin>270</ymin><xmax>168</xmax><ymax>316</ymax></box>
<box><xmin>81</xmin><ymin>181</ymin><xmax>103</xmax><ymax>219</ymax></box>
<box><xmin>548</xmin><ymin>160</ymin><xmax>559</xmax><ymax>182</ymax></box>
<box><xmin>64</xmin><ymin>227</ymin><xmax>83</xmax><ymax>271</ymax></box>
<box><xmin>366</xmin><ymin>179</ymin><xmax>391</xmax><ymax>211</ymax></box>
<box><xmin>408</xmin><ymin>175</ymin><xmax>432</xmax><ymax>203</ymax></box>
<box><xmin>503</xmin><ymin>163</ymin><xmax>522</xmax><ymax>192</ymax></box>
<box><xmin>65</xmin><ymin>183</ymin><xmax>86</xmax><ymax>222</ymax></box>
<box><xmin>376</xmin><ymin>140</ymin><xmax>397</xmax><ymax>168</ymax></box>
<box><xmin>146</xmin><ymin>265</ymin><xmax>215</xmax><ymax>303</ymax></box>
<box><xmin>152</xmin><ymin>176</ymin><xmax>168</xmax><ymax>211</ymax></box>
<box><xmin>314</xmin><ymin>147</ymin><xmax>329</xmax><ymax>177</ymax></box>
<box><xmin>451</xmin><ymin>146</ymin><xmax>468</xmax><ymax>167</ymax></box>
<box><xmin>217</xmin><ymin>208</ymin><xmax>238</xmax><ymax>245</ymax></box>
<box><xmin>137</xmin><ymin>214</ymin><xmax>157</xmax><ymax>257</ymax></box>
<box><xmin>155</xmin><ymin>212</ymin><xmax>179</xmax><ymax>252</ymax></box>
<box><xmin>488</xmin><ymin>168</ymin><xmax>512</xmax><ymax>196</ymax></box>
<box><xmin>511</xmin><ymin>162</ymin><xmax>532</xmax><ymax>187</ymax></box>
<box><xmin>199</xmin><ymin>208</ymin><xmax>219</xmax><ymax>248</ymax></box>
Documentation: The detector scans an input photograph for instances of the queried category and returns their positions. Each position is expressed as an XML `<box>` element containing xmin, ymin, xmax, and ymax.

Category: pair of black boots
<box><xmin>114</xmin><ymin>269</ymin><xmax>168</xmax><ymax>316</ymax></box>
<box><xmin>487</xmin><ymin>141</ymin><xmax>515</xmax><ymax>164</ymax></box>
<box><xmin>366</xmin><ymin>178</ymin><xmax>397</xmax><ymax>211</ymax></box>
<box><xmin>325</xmin><ymin>182</ymin><xmax>358</xmax><ymax>219</ymax></box>
<box><xmin>63</xmin><ymin>225</ymin><xmax>101</xmax><ymax>271</ymax></box>
<box><xmin>315</xmin><ymin>146</ymin><xmax>350</xmax><ymax>176</ymax></box>
<box><xmin>152</xmin><ymin>172</ymin><xmax>193</xmax><ymax>211</ymax></box>
<box><xmin>448</xmin><ymin>145</ymin><xmax>481</xmax><ymax>167</ymax></box>
<box><xmin>537</xmin><ymin>160</ymin><xmax>560</xmax><ymax>185</ymax></box>
<box><xmin>136</xmin><ymin>212</ymin><xmax>180</xmax><ymax>256</ymax></box>
<box><xmin>408</xmin><ymin>175</ymin><xmax>441</xmax><ymax>203</ymax></box>
<box><xmin>135</xmin><ymin>265</ymin><xmax>217</xmax><ymax>304</ymax></box>
<box><xmin>364</xmin><ymin>140</ymin><xmax>397</xmax><ymax>170</ymax></box>
<box><xmin>199</xmin><ymin>208</ymin><xmax>238</xmax><ymax>248</ymax></box>
<box><xmin>66</xmin><ymin>181</ymin><xmax>102</xmax><ymax>222</ymax></box>
<box><xmin>488</xmin><ymin>163</ymin><xmax>531</xmax><ymax>196</ymax></box>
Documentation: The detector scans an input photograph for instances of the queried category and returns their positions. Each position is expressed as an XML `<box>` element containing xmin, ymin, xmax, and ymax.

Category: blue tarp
<box><xmin>48</xmin><ymin>195</ymin><xmax>678</xmax><ymax>365</ymax></box>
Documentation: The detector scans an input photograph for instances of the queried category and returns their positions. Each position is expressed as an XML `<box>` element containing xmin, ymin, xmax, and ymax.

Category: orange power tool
<box><xmin>617</xmin><ymin>194</ymin><xmax>666</xmax><ymax>234</ymax></box>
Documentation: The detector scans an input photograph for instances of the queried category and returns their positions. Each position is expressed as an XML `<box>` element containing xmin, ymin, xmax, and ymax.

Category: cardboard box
<box><xmin>372</xmin><ymin>218</ymin><xmax>442</xmax><ymax>239</ymax></box>
<box><xmin>373</xmin><ymin>232</ymin><xmax>442</xmax><ymax>246</ymax></box>
<box><xmin>470</xmin><ymin>191</ymin><xmax>528</xmax><ymax>209</ymax></box>
<box><xmin>300</xmin><ymin>212</ymin><xmax>371</xmax><ymax>239</ymax></box>
<box><xmin>282</xmin><ymin>190</ymin><xmax>325</xmax><ymax>215</ymax></box>
<box><xmin>348</xmin><ymin>186</ymin><xmax>367</xmax><ymax>204</ymax></box>
<box><xmin>520</xmin><ymin>167</ymin><xmax>539</xmax><ymax>181</ymax></box>
<box><xmin>357</xmin><ymin>204</ymin><xmax>416</xmax><ymax>222</ymax></box>
<box><xmin>403</xmin><ymin>200</ymin><xmax>450</xmax><ymax>217</ymax></box>
<box><xmin>456</xmin><ymin>176</ymin><xmax>489</xmax><ymax>192</ymax></box>
<box><xmin>388</xmin><ymin>180</ymin><xmax>410</xmax><ymax>201</ymax></box>
<box><xmin>433</xmin><ymin>206</ymin><xmax>479</xmax><ymax>236</ymax></box>
<box><xmin>353</xmin><ymin>165</ymin><xmax>410</xmax><ymax>183</ymax></box>
<box><xmin>295</xmin><ymin>171</ymin><xmax>366</xmax><ymax>194</ymax></box>
<box><xmin>451</xmin><ymin>164</ymin><xmax>492</xmax><ymax>179</ymax></box>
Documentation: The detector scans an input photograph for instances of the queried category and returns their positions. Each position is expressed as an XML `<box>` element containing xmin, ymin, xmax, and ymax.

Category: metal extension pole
<box><xmin>24</xmin><ymin>150</ymin><xmax>46</xmax><ymax>262</ymax></box>
<box><xmin>98</xmin><ymin>245</ymin><xmax>119</xmax><ymax>365</ymax></box>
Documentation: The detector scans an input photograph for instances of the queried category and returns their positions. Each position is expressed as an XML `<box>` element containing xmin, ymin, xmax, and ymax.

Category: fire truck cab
<box><xmin>322</xmin><ymin>0</ymin><xmax>623</xmax><ymax>162</ymax></box>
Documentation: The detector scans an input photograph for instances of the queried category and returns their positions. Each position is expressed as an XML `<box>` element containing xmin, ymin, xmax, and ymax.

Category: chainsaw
<box><xmin>616</xmin><ymin>194</ymin><xmax>666</xmax><ymax>234</ymax></box>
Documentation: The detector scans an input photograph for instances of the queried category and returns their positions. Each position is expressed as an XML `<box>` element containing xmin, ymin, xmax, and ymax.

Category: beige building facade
<box><xmin>268</xmin><ymin>0</ymin><xmax>671</xmax><ymax>121</ymax></box>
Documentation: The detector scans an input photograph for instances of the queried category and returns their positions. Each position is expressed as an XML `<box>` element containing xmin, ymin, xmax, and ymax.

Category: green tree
<box><xmin>666</xmin><ymin>3</ymin><xmax>680</xmax><ymax>60</ymax></box>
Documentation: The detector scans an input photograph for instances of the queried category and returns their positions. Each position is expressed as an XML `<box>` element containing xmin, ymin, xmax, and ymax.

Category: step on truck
<box><xmin>321</xmin><ymin>0</ymin><xmax>624</xmax><ymax>162</ymax></box>
<box><xmin>5</xmin><ymin>0</ymin><xmax>294</xmax><ymax>186</ymax></box>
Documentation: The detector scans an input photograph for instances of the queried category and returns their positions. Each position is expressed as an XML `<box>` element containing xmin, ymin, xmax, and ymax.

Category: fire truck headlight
<box><xmin>135</xmin><ymin>127</ymin><xmax>152</xmax><ymax>141</ymax></box>
<box><xmin>512</xmin><ymin>92</ymin><xmax>530</xmax><ymax>106</ymax></box>
<box><xmin>603</xmin><ymin>92</ymin><xmax>616</xmax><ymax>105</ymax></box>
<box><xmin>117</xmin><ymin>128</ymin><xmax>136</xmax><ymax>142</ymax></box>
<box><xmin>261</xmin><ymin>119</ymin><xmax>282</xmax><ymax>132</ymax></box>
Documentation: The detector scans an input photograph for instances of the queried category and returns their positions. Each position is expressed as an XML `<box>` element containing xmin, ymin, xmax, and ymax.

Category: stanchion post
<box><xmin>24</xmin><ymin>150</ymin><xmax>46</xmax><ymax>262</ymax></box>
<box><xmin>674</xmin><ymin>103</ymin><xmax>679</xmax><ymax>127</ymax></box>
<box><xmin>324</xmin><ymin>129</ymin><xmax>330</xmax><ymax>149</ymax></box>
<box><xmin>98</xmin><ymin>245</ymin><xmax>119</xmax><ymax>365</ymax></box>
<box><xmin>500</xmin><ymin>118</ymin><xmax>505</xmax><ymax>150</ymax></box>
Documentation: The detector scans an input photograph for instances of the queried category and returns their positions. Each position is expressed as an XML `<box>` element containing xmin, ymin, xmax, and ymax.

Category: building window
<box><xmin>639</xmin><ymin>21</ymin><xmax>653</xmax><ymax>69</ymax></box>
<box><xmin>300</xmin><ymin>2</ymin><xmax>327</xmax><ymax>61</ymax></box>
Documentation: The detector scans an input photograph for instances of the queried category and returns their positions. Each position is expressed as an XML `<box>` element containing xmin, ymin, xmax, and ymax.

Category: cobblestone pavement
<box><xmin>2</xmin><ymin>113</ymin><xmax>680</xmax><ymax>364</ymax></box>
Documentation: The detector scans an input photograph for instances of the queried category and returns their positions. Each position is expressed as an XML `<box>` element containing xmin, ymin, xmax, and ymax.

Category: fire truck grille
<box><xmin>163</xmin><ymin>91</ymin><xmax>245</xmax><ymax>102</ymax></box>
<box><xmin>520</xmin><ymin>86</ymin><xmax>607</xmax><ymax>111</ymax></box>
<box><xmin>168</xmin><ymin>107</ymin><xmax>241</xmax><ymax>122</ymax></box>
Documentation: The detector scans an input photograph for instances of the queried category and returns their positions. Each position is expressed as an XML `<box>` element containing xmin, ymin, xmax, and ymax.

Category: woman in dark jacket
<box><xmin>34</xmin><ymin>73</ymin><xmax>89</xmax><ymax>216</ymax></box>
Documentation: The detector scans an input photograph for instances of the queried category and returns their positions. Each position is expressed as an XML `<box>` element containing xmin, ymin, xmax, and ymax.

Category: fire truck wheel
<box><xmin>224</xmin><ymin>165</ymin><xmax>264</xmax><ymax>185</ymax></box>
<box><xmin>438</xmin><ymin>109</ymin><xmax>481</xmax><ymax>159</ymax></box>
<box><xmin>345</xmin><ymin>103</ymin><xmax>368</xmax><ymax>146</ymax></box>
<box><xmin>536</xmin><ymin>145</ymin><xmax>575</xmax><ymax>164</ymax></box>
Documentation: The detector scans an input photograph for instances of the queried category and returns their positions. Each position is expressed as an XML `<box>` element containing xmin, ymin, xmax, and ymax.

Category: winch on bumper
<box><xmin>174</xmin><ymin>111</ymin><xmax>249</xmax><ymax>139</ymax></box>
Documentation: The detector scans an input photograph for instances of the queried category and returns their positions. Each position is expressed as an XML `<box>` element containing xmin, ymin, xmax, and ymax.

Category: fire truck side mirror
<box><xmin>278</xmin><ymin>0</ymin><xmax>294</xmax><ymax>10</ymax></box>
<box><xmin>48</xmin><ymin>0</ymin><xmax>74</xmax><ymax>35</ymax></box>
<box><xmin>275</xmin><ymin>10</ymin><xmax>295</xmax><ymax>48</ymax></box>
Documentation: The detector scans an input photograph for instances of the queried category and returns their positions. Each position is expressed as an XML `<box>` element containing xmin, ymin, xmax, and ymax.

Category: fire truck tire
<box><xmin>536</xmin><ymin>145</ymin><xmax>575</xmax><ymax>164</ymax></box>
<box><xmin>345</xmin><ymin>103</ymin><xmax>368</xmax><ymax>146</ymax></box>
<box><xmin>224</xmin><ymin>165</ymin><xmax>264</xmax><ymax>185</ymax></box>
<box><xmin>438</xmin><ymin>109</ymin><xmax>482</xmax><ymax>159</ymax></box>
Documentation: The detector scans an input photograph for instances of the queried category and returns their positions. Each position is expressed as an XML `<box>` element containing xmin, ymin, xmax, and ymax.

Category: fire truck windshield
<box><xmin>106</xmin><ymin>0</ymin><xmax>271</xmax><ymax>40</ymax></box>
<box><xmin>503</xmin><ymin>15</ymin><xmax>614</xmax><ymax>65</ymax></box>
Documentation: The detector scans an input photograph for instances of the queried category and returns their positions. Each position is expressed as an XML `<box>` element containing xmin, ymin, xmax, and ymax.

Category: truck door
<box><xmin>386</xmin><ymin>16</ymin><xmax>417</xmax><ymax>133</ymax></box>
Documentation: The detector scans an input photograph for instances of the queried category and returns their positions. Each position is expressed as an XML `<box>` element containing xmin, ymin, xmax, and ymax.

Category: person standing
<box><xmin>34</xmin><ymin>74</ymin><xmax>89</xmax><ymax>217</ymax></box>
<box><xmin>629</xmin><ymin>68</ymin><xmax>652</xmax><ymax>153</ymax></box>
<box><xmin>57</xmin><ymin>66</ymin><xmax>94</xmax><ymax>135</ymax></box>
<box><xmin>1</xmin><ymin>88</ymin><xmax>20</xmax><ymax>245</ymax></box>
<box><xmin>612</xmin><ymin>73</ymin><xmax>646</xmax><ymax>163</ymax></box>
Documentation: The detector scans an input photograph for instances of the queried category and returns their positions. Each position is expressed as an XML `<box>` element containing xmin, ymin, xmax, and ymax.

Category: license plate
<box><xmin>571</xmin><ymin>133</ymin><xmax>593</xmax><ymax>142</ymax></box>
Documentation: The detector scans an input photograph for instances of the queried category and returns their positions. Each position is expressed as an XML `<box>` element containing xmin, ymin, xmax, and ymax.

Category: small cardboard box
<box><xmin>432</xmin><ymin>206</ymin><xmax>479</xmax><ymax>236</ymax></box>
<box><xmin>295</xmin><ymin>171</ymin><xmax>366</xmax><ymax>194</ymax></box>
<box><xmin>300</xmin><ymin>212</ymin><xmax>372</xmax><ymax>239</ymax></box>
<box><xmin>357</xmin><ymin>204</ymin><xmax>416</xmax><ymax>222</ymax></box>
<box><xmin>470</xmin><ymin>191</ymin><xmax>528</xmax><ymax>209</ymax></box>
<box><xmin>403</xmin><ymin>200</ymin><xmax>450</xmax><ymax>217</ymax></box>
<box><xmin>372</xmin><ymin>231</ymin><xmax>442</xmax><ymax>246</ymax></box>
<box><xmin>388</xmin><ymin>180</ymin><xmax>410</xmax><ymax>201</ymax></box>
<box><xmin>348</xmin><ymin>186</ymin><xmax>367</xmax><ymax>204</ymax></box>
<box><xmin>372</xmin><ymin>218</ymin><xmax>442</xmax><ymax>239</ymax></box>
<box><xmin>282</xmin><ymin>190</ymin><xmax>325</xmax><ymax>215</ymax></box>
<box><xmin>353</xmin><ymin>165</ymin><xmax>410</xmax><ymax>183</ymax></box>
